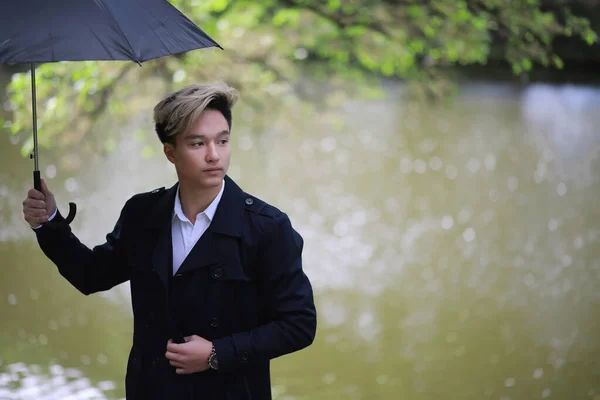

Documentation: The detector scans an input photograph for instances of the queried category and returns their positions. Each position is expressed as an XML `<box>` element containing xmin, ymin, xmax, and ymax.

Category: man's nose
<box><xmin>206</xmin><ymin>143</ymin><xmax>219</xmax><ymax>163</ymax></box>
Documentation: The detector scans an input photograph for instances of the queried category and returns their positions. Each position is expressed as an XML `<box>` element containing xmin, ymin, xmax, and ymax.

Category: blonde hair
<box><xmin>153</xmin><ymin>81</ymin><xmax>239</xmax><ymax>144</ymax></box>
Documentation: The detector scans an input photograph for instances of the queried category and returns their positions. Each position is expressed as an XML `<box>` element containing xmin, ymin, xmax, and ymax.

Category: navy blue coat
<box><xmin>34</xmin><ymin>176</ymin><xmax>317</xmax><ymax>399</ymax></box>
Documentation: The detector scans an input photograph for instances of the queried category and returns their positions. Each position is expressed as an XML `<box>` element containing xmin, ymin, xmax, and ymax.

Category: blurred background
<box><xmin>2</xmin><ymin>0</ymin><xmax>600</xmax><ymax>399</ymax></box>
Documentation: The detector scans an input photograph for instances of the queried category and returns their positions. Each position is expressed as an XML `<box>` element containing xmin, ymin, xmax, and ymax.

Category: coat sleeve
<box><xmin>33</xmin><ymin>200</ymin><xmax>133</xmax><ymax>295</ymax></box>
<box><xmin>212</xmin><ymin>212</ymin><xmax>317</xmax><ymax>371</ymax></box>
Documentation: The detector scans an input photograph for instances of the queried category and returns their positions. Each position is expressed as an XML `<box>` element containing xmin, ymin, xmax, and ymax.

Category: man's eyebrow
<box><xmin>183</xmin><ymin>130</ymin><xmax>230</xmax><ymax>140</ymax></box>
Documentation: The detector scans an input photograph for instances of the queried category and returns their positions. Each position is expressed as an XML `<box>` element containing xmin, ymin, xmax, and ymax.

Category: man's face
<box><xmin>164</xmin><ymin>109</ymin><xmax>231</xmax><ymax>189</ymax></box>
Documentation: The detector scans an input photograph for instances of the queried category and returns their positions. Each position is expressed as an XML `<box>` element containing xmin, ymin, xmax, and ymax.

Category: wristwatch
<box><xmin>208</xmin><ymin>344</ymin><xmax>219</xmax><ymax>370</ymax></box>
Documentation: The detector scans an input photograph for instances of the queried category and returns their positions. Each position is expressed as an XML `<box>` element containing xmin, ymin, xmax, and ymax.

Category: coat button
<box><xmin>212</xmin><ymin>267</ymin><xmax>223</xmax><ymax>279</ymax></box>
<box><xmin>241</xmin><ymin>352</ymin><xmax>249</xmax><ymax>362</ymax></box>
<box><xmin>210</xmin><ymin>317</ymin><xmax>220</xmax><ymax>328</ymax></box>
<box><xmin>245</xmin><ymin>198</ymin><xmax>254</xmax><ymax>205</ymax></box>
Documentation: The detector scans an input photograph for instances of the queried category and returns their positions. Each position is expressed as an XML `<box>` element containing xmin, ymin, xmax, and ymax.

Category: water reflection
<box><xmin>1</xmin><ymin>82</ymin><xmax>600</xmax><ymax>399</ymax></box>
<box><xmin>521</xmin><ymin>83</ymin><xmax>600</xmax><ymax>185</ymax></box>
<box><xmin>0</xmin><ymin>362</ymin><xmax>118</xmax><ymax>400</ymax></box>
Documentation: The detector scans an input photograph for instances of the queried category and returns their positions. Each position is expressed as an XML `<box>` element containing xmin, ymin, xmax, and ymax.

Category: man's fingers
<box><xmin>26</xmin><ymin>213</ymin><xmax>48</xmax><ymax>222</ymax></box>
<box><xmin>40</xmin><ymin>179</ymin><xmax>54</xmax><ymax>198</ymax></box>
<box><xmin>27</xmin><ymin>188</ymin><xmax>44</xmax><ymax>200</ymax></box>
<box><xmin>25</xmin><ymin>208</ymin><xmax>47</xmax><ymax>218</ymax></box>
<box><xmin>175</xmin><ymin>368</ymin><xmax>190</xmax><ymax>375</ymax></box>
<box><xmin>169</xmin><ymin>360</ymin><xmax>185</xmax><ymax>368</ymax></box>
<box><xmin>23</xmin><ymin>187</ymin><xmax>51</xmax><ymax>228</ymax></box>
<box><xmin>166</xmin><ymin>341</ymin><xmax>183</xmax><ymax>353</ymax></box>
<box><xmin>23</xmin><ymin>198</ymin><xmax>46</xmax><ymax>209</ymax></box>
<box><xmin>165</xmin><ymin>351</ymin><xmax>183</xmax><ymax>362</ymax></box>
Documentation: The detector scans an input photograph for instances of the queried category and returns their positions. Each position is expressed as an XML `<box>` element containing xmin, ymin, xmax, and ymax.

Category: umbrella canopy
<box><xmin>0</xmin><ymin>0</ymin><xmax>221</xmax><ymax>63</ymax></box>
<box><xmin>0</xmin><ymin>0</ymin><xmax>221</xmax><ymax>228</ymax></box>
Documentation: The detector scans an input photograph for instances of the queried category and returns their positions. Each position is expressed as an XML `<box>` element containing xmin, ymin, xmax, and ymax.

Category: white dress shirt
<box><xmin>171</xmin><ymin>180</ymin><xmax>225</xmax><ymax>275</ymax></box>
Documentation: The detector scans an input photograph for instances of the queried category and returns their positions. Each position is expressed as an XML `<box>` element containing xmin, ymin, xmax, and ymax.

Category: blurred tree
<box><xmin>1</xmin><ymin>0</ymin><xmax>597</xmax><ymax>160</ymax></box>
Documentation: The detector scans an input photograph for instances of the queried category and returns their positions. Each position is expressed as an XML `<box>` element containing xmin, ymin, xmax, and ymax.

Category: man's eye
<box><xmin>219</xmin><ymin>140</ymin><xmax>228</xmax><ymax>145</ymax></box>
<box><xmin>191</xmin><ymin>142</ymin><xmax>204</xmax><ymax>147</ymax></box>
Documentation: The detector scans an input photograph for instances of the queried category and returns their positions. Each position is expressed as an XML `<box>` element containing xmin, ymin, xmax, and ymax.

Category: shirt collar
<box><xmin>173</xmin><ymin>180</ymin><xmax>225</xmax><ymax>224</ymax></box>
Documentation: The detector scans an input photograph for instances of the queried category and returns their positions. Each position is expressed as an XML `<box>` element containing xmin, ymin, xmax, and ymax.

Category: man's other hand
<box><xmin>165</xmin><ymin>335</ymin><xmax>212</xmax><ymax>374</ymax></box>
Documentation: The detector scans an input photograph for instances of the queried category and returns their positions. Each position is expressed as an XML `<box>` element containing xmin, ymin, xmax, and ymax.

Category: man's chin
<box><xmin>197</xmin><ymin>174</ymin><xmax>224</xmax><ymax>188</ymax></box>
<box><xmin>177</xmin><ymin>174</ymin><xmax>223</xmax><ymax>189</ymax></box>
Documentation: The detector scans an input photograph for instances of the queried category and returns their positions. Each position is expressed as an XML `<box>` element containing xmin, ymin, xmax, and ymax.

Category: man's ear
<box><xmin>164</xmin><ymin>143</ymin><xmax>176</xmax><ymax>164</ymax></box>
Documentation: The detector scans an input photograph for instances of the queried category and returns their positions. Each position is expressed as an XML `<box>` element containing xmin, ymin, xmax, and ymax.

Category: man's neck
<box><xmin>178</xmin><ymin>180</ymin><xmax>223</xmax><ymax>224</ymax></box>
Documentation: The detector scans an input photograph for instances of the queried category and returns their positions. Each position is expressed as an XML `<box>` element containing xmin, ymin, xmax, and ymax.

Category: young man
<box><xmin>22</xmin><ymin>82</ymin><xmax>317</xmax><ymax>399</ymax></box>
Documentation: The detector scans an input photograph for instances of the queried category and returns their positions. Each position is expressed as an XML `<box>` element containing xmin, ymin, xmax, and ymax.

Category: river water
<box><xmin>1</xmin><ymin>81</ymin><xmax>600</xmax><ymax>400</ymax></box>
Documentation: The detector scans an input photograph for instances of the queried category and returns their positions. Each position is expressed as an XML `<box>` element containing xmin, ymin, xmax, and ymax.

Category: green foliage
<box><xmin>2</xmin><ymin>0</ymin><xmax>597</xmax><ymax>159</ymax></box>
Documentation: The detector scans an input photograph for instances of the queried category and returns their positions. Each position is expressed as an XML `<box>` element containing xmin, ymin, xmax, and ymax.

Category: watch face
<box><xmin>209</xmin><ymin>354</ymin><xmax>219</xmax><ymax>370</ymax></box>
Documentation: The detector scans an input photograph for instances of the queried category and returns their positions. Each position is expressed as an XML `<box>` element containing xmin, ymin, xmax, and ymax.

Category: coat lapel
<box><xmin>175</xmin><ymin>175</ymin><xmax>245</xmax><ymax>275</ymax></box>
<box><xmin>146</xmin><ymin>175</ymin><xmax>246</xmax><ymax>281</ymax></box>
<box><xmin>211</xmin><ymin>175</ymin><xmax>245</xmax><ymax>237</ymax></box>
<box><xmin>144</xmin><ymin>183</ymin><xmax>187</xmax><ymax>343</ymax></box>
<box><xmin>146</xmin><ymin>183</ymin><xmax>177</xmax><ymax>291</ymax></box>
<box><xmin>175</xmin><ymin>225</ymin><xmax>218</xmax><ymax>274</ymax></box>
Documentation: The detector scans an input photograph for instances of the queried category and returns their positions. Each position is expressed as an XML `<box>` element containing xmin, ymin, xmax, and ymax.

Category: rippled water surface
<box><xmin>1</xmin><ymin>82</ymin><xmax>600</xmax><ymax>399</ymax></box>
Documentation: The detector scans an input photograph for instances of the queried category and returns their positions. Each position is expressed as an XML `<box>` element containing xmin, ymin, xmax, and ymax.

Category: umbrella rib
<box><xmin>88</xmin><ymin>27</ymin><xmax>116</xmax><ymax>60</ymax></box>
<box><xmin>50</xmin><ymin>13</ymin><xmax>55</xmax><ymax>61</ymax></box>
<box><xmin>133</xmin><ymin>0</ymin><xmax>177</xmax><ymax>54</ymax></box>
<box><xmin>98</xmin><ymin>0</ymin><xmax>141</xmax><ymax>63</ymax></box>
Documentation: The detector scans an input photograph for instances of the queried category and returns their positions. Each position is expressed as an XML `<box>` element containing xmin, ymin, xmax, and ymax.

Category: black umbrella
<box><xmin>0</xmin><ymin>0</ymin><xmax>221</xmax><ymax>228</ymax></box>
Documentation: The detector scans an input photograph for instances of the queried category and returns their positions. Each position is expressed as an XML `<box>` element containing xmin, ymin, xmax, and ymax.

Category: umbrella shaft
<box><xmin>31</xmin><ymin>63</ymin><xmax>39</xmax><ymax>171</ymax></box>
